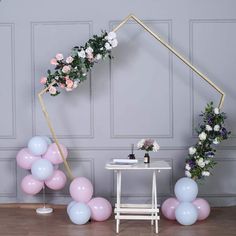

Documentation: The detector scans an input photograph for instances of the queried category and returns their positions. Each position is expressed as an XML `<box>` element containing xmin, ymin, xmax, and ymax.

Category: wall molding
<box><xmin>31</xmin><ymin>20</ymin><xmax>94</xmax><ymax>139</ymax></box>
<box><xmin>109</xmin><ymin>19</ymin><xmax>174</xmax><ymax>139</ymax></box>
<box><xmin>0</xmin><ymin>23</ymin><xmax>16</xmax><ymax>139</ymax></box>
<box><xmin>189</xmin><ymin>19</ymin><xmax>236</xmax><ymax>138</ymax></box>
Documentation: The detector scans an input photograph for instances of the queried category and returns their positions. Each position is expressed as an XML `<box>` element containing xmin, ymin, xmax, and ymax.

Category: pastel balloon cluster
<box><xmin>161</xmin><ymin>177</ymin><xmax>210</xmax><ymax>225</ymax></box>
<box><xmin>67</xmin><ymin>177</ymin><xmax>112</xmax><ymax>225</ymax></box>
<box><xmin>16</xmin><ymin>136</ymin><xmax>68</xmax><ymax>195</ymax></box>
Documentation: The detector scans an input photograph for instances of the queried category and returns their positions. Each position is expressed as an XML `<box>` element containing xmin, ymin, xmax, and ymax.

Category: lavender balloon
<box><xmin>161</xmin><ymin>198</ymin><xmax>180</xmax><ymax>220</ymax></box>
<box><xmin>193</xmin><ymin>198</ymin><xmax>211</xmax><ymax>220</ymax></box>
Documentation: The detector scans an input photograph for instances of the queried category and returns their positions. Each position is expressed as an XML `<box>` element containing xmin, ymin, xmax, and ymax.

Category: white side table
<box><xmin>105</xmin><ymin>161</ymin><xmax>171</xmax><ymax>234</ymax></box>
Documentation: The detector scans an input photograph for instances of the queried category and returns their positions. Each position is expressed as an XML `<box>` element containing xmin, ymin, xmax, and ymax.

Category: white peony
<box><xmin>110</xmin><ymin>39</ymin><xmax>118</xmax><ymax>48</ymax></box>
<box><xmin>196</xmin><ymin>158</ymin><xmax>205</xmax><ymax>168</ymax></box>
<box><xmin>105</xmin><ymin>42</ymin><xmax>112</xmax><ymax>50</ymax></box>
<box><xmin>205</xmin><ymin>125</ymin><xmax>212</xmax><ymax>131</ymax></box>
<box><xmin>205</xmin><ymin>160</ymin><xmax>210</xmax><ymax>165</ymax></box>
<box><xmin>202</xmin><ymin>171</ymin><xmax>210</xmax><ymax>176</ymax></box>
<box><xmin>189</xmin><ymin>147</ymin><xmax>196</xmax><ymax>155</ymax></box>
<box><xmin>199</xmin><ymin>132</ymin><xmax>207</xmax><ymax>141</ymax></box>
<box><xmin>214</xmin><ymin>125</ymin><xmax>220</xmax><ymax>132</ymax></box>
<box><xmin>214</xmin><ymin>107</ymin><xmax>220</xmax><ymax>114</ymax></box>
<box><xmin>153</xmin><ymin>141</ymin><xmax>160</xmax><ymax>152</ymax></box>
<box><xmin>85</xmin><ymin>47</ymin><xmax>93</xmax><ymax>54</ymax></box>
<box><xmin>185</xmin><ymin>164</ymin><xmax>191</xmax><ymax>171</ymax></box>
<box><xmin>137</xmin><ymin>139</ymin><xmax>145</xmax><ymax>149</ymax></box>
<box><xmin>78</xmin><ymin>50</ymin><xmax>86</xmax><ymax>58</ymax></box>
<box><xmin>96</xmin><ymin>54</ymin><xmax>102</xmax><ymax>60</ymax></box>
<box><xmin>185</xmin><ymin>171</ymin><xmax>192</xmax><ymax>178</ymax></box>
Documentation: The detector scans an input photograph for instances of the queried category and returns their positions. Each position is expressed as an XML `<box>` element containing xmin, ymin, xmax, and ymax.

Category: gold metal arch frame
<box><xmin>38</xmin><ymin>14</ymin><xmax>225</xmax><ymax>180</ymax></box>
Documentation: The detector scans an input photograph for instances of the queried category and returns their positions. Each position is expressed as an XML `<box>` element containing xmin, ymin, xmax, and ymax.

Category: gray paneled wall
<box><xmin>0</xmin><ymin>0</ymin><xmax>235</xmax><ymax>206</ymax></box>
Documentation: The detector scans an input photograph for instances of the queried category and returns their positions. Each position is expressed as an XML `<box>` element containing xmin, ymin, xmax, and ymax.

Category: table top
<box><xmin>105</xmin><ymin>160</ymin><xmax>171</xmax><ymax>170</ymax></box>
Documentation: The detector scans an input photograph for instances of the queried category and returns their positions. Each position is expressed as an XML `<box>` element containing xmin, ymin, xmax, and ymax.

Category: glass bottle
<box><xmin>144</xmin><ymin>152</ymin><xmax>150</xmax><ymax>164</ymax></box>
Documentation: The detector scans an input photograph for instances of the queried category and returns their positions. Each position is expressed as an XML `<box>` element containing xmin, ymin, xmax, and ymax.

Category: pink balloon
<box><xmin>161</xmin><ymin>197</ymin><xmax>180</xmax><ymax>220</ymax></box>
<box><xmin>21</xmin><ymin>175</ymin><xmax>44</xmax><ymax>195</ymax></box>
<box><xmin>43</xmin><ymin>143</ymin><xmax>68</xmax><ymax>164</ymax></box>
<box><xmin>88</xmin><ymin>197</ymin><xmax>112</xmax><ymax>221</ymax></box>
<box><xmin>16</xmin><ymin>148</ymin><xmax>41</xmax><ymax>169</ymax></box>
<box><xmin>193</xmin><ymin>198</ymin><xmax>210</xmax><ymax>220</ymax></box>
<box><xmin>45</xmin><ymin>170</ymin><xmax>67</xmax><ymax>190</ymax></box>
<box><xmin>69</xmin><ymin>177</ymin><xmax>93</xmax><ymax>203</ymax></box>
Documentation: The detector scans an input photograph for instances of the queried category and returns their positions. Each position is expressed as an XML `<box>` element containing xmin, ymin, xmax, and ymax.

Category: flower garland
<box><xmin>40</xmin><ymin>31</ymin><xmax>118</xmax><ymax>96</ymax></box>
<box><xmin>185</xmin><ymin>102</ymin><xmax>230</xmax><ymax>180</ymax></box>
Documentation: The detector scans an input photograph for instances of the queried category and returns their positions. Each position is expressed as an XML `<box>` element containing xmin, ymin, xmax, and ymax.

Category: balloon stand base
<box><xmin>36</xmin><ymin>207</ymin><xmax>53</xmax><ymax>214</ymax></box>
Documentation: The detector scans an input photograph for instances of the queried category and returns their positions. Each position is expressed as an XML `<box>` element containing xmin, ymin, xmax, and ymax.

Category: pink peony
<box><xmin>66</xmin><ymin>79</ymin><xmax>74</xmax><ymax>88</ymax></box>
<box><xmin>49</xmin><ymin>86</ymin><xmax>57</xmax><ymax>95</ymax></box>
<box><xmin>62</xmin><ymin>65</ymin><xmax>71</xmax><ymax>74</ymax></box>
<box><xmin>50</xmin><ymin>58</ymin><xmax>58</xmax><ymax>65</ymax></box>
<box><xmin>66</xmin><ymin>56</ymin><xmax>74</xmax><ymax>64</ymax></box>
<box><xmin>40</xmin><ymin>77</ymin><xmax>47</xmax><ymax>84</ymax></box>
<box><xmin>55</xmin><ymin>53</ymin><xmax>63</xmax><ymax>61</ymax></box>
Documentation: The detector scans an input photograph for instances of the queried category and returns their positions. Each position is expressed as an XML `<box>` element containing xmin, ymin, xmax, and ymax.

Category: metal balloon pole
<box><xmin>36</xmin><ymin>185</ymin><xmax>53</xmax><ymax>214</ymax></box>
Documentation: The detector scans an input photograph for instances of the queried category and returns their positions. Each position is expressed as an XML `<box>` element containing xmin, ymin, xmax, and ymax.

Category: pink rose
<box><xmin>49</xmin><ymin>86</ymin><xmax>57</xmax><ymax>95</ymax></box>
<box><xmin>86</xmin><ymin>52</ymin><xmax>93</xmax><ymax>59</ymax></box>
<box><xmin>62</xmin><ymin>65</ymin><xmax>71</xmax><ymax>73</ymax></box>
<box><xmin>66</xmin><ymin>79</ymin><xmax>74</xmax><ymax>88</ymax></box>
<box><xmin>40</xmin><ymin>77</ymin><xmax>47</xmax><ymax>84</ymax></box>
<box><xmin>66</xmin><ymin>56</ymin><xmax>74</xmax><ymax>64</ymax></box>
<box><xmin>60</xmin><ymin>83</ymin><xmax>65</xmax><ymax>88</ymax></box>
<box><xmin>55</xmin><ymin>53</ymin><xmax>63</xmax><ymax>61</ymax></box>
<box><xmin>50</xmin><ymin>58</ymin><xmax>58</xmax><ymax>65</ymax></box>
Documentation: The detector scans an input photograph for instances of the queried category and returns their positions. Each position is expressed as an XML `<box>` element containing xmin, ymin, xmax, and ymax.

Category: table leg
<box><xmin>153</xmin><ymin>170</ymin><xmax>158</xmax><ymax>234</ymax></box>
<box><xmin>116</xmin><ymin>170</ymin><xmax>121</xmax><ymax>233</ymax></box>
<box><xmin>151</xmin><ymin>171</ymin><xmax>155</xmax><ymax>225</ymax></box>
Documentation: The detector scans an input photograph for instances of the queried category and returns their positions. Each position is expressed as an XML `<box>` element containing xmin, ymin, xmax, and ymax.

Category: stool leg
<box><xmin>116</xmin><ymin>170</ymin><xmax>121</xmax><ymax>233</ymax></box>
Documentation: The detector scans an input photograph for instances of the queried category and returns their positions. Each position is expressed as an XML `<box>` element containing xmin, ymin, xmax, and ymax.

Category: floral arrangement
<box><xmin>185</xmin><ymin>102</ymin><xmax>230</xmax><ymax>180</ymax></box>
<box><xmin>40</xmin><ymin>31</ymin><xmax>118</xmax><ymax>96</ymax></box>
<box><xmin>137</xmin><ymin>139</ymin><xmax>160</xmax><ymax>152</ymax></box>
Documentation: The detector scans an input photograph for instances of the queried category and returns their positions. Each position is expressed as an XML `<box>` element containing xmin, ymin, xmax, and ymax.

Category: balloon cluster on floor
<box><xmin>161</xmin><ymin>177</ymin><xmax>210</xmax><ymax>225</ymax></box>
<box><xmin>16</xmin><ymin>136</ymin><xmax>68</xmax><ymax>195</ymax></box>
<box><xmin>67</xmin><ymin>177</ymin><xmax>112</xmax><ymax>225</ymax></box>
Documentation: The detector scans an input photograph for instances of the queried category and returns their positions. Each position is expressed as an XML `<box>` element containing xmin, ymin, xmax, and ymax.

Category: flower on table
<box><xmin>185</xmin><ymin>163</ymin><xmax>191</xmax><ymax>171</ymax></box>
<box><xmin>214</xmin><ymin>125</ymin><xmax>220</xmax><ymax>132</ymax></box>
<box><xmin>202</xmin><ymin>171</ymin><xmax>210</xmax><ymax>177</ymax></box>
<box><xmin>49</xmin><ymin>86</ymin><xmax>57</xmax><ymax>95</ymax></box>
<box><xmin>137</xmin><ymin>139</ymin><xmax>160</xmax><ymax>152</ymax></box>
<box><xmin>78</xmin><ymin>50</ymin><xmax>86</xmax><ymax>58</ymax></box>
<box><xmin>196</xmin><ymin>158</ymin><xmax>205</xmax><ymax>168</ymax></box>
<box><xmin>185</xmin><ymin>171</ymin><xmax>192</xmax><ymax>178</ymax></box>
<box><xmin>213</xmin><ymin>138</ymin><xmax>219</xmax><ymax>145</ymax></box>
<box><xmin>40</xmin><ymin>77</ymin><xmax>47</xmax><ymax>84</ymax></box>
<box><xmin>62</xmin><ymin>65</ymin><xmax>71</xmax><ymax>74</ymax></box>
<box><xmin>214</xmin><ymin>107</ymin><xmax>220</xmax><ymax>114</ymax></box>
<box><xmin>50</xmin><ymin>58</ymin><xmax>58</xmax><ymax>65</ymax></box>
<box><xmin>205</xmin><ymin>125</ymin><xmax>212</xmax><ymax>131</ymax></box>
<box><xmin>66</xmin><ymin>56</ymin><xmax>74</xmax><ymax>64</ymax></box>
<box><xmin>105</xmin><ymin>42</ymin><xmax>112</xmax><ymax>50</ymax></box>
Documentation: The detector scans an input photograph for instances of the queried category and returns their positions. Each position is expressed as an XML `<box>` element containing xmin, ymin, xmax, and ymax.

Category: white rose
<box><xmin>85</xmin><ymin>47</ymin><xmax>93</xmax><ymax>54</ymax></box>
<box><xmin>214</xmin><ymin>125</ymin><xmax>220</xmax><ymax>132</ymax></box>
<box><xmin>78</xmin><ymin>50</ymin><xmax>86</xmax><ymax>58</ymax></box>
<box><xmin>205</xmin><ymin>125</ymin><xmax>212</xmax><ymax>131</ymax></box>
<box><xmin>185</xmin><ymin>171</ymin><xmax>192</xmax><ymax>178</ymax></box>
<box><xmin>196</xmin><ymin>158</ymin><xmax>205</xmax><ymax>168</ymax></box>
<box><xmin>105</xmin><ymin>42</ymin><xmax>112</xmax><ymax>50</ymax></box>
<box><xmin>66</xmin><ymin>56</ymin><xmax>74</xmax><ymax>64</ymax></box>
<box><xmin>199</xmin><ymin>132</ymin><xmax>207</xmax><ymax>141</ymax></box>
<box><xmin>189</xmin><ymin>147</ymin><xmax>196</xmax><ymax>155</ymax></box>
<box><xmin>213</xmin><ymin>138</ymin><xmax>219</xmax><ymax>145</ymax></box>
<box><xmin>185</xmin><ymin>164</ymin><xmax>191</xmax><ymax>171</ymax></box>
<box><xmin>202</xmin><ymin>171</ymin><xmax>210</xmax><ymax>176</ymax></box>
<box><xmin>137</xmin><ymin>139</ymin><xmax>145</xmax><ymax>149</ymax></box>
<box><xmin>55</xmin><ymin>53</ymin><xmax>63</xmax><ymax>61</ymax></box>
<box><xmin>73</xmin><ymin>81</ymin><xmax>79</xmax><ymax>89</ymax></box>
<box><xmin>107</xmin><ymin>31</ymin><xmax>116</xmax><ymax>41</ymax></box>
<box><xmin>205</xmin><ymin>160</ymin><xmax>210</xmax><ymax>165</ymax></box>
<box><xmin>62</xmin><ymin>65</ymin><xmax>71</xmax><ymax>74</ymax></box>
<box><xmin>96</xmin><ymin>54</ymin><xmax>102</xmax><ymax>60</ymax></box>
<box><xmin>110</xmin><ymin>39</ymin><xmax>118</xmax><ymax>48</ymax></box>
<box><xmin>214</xmin><ymin>107</ymin><xmax>220</xmax><ymax>114</ymax></box>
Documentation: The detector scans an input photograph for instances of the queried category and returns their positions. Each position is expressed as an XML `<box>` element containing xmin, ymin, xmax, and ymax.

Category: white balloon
<box><xmin>68</xmin><ymin>203</ymin><xmax>91</xmax><ymax>225</ymax></box>
<box><xmin>28</xmin><ymin>136</ymin><xmax>48</xmax><ymax>156</ymax></box>
<box><xmin>31</xmin><ymin>159</ymin><xmax>54</xmax><ymax>181</ymax></box>
<box><xmin>174</xmin><ymin>177</ymin><xmax>198</xmax><ymax>202</ymax></box>
<box><xmin>175</xmin><ymin>202</ymin><xmax>198</xmax><ymax>225</ymax></box>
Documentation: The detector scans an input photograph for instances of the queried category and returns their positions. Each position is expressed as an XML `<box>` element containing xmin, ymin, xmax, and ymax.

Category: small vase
<box><xmin>144</xmin><ymin>152</ymin><xmax>150</xmax><ymax>164</ymax></box>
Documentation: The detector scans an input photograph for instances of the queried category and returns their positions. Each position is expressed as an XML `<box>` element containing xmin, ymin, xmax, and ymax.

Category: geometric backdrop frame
<box><xmin>38</xmin><ymin>14</ymin><xmax>225</xmax><ymax>180</ymax></box>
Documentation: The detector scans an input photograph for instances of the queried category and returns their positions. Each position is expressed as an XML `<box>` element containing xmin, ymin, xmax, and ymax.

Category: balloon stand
<box><xmin>36</xmin><ymin>186</ymin><xmax>53</xmax><ymax>214</ymax></box>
